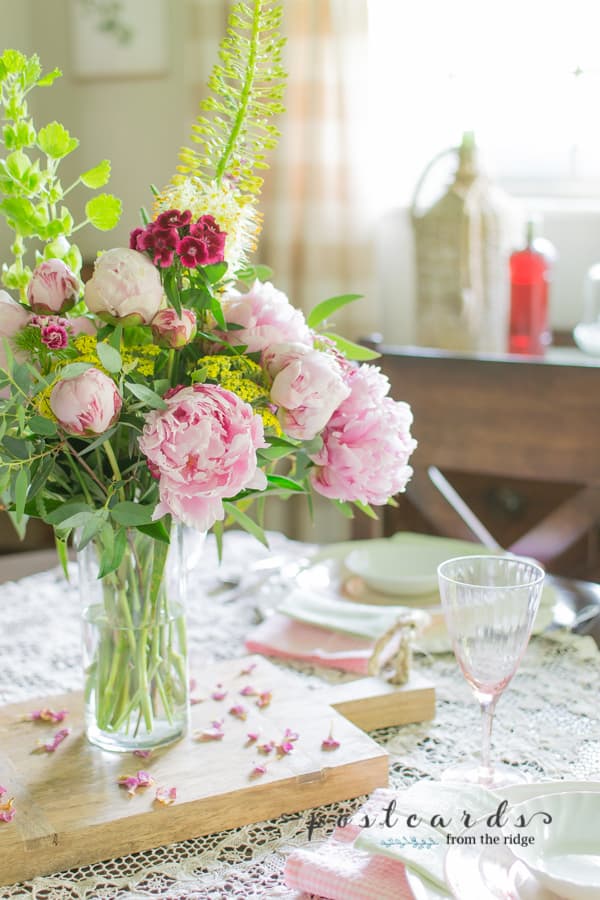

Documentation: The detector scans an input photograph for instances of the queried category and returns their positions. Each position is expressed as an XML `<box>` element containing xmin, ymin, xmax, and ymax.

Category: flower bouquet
<box><xmin>0</xmin><ymin>3</ymin><xmax>416</xmax><ymax>751</ymax></box>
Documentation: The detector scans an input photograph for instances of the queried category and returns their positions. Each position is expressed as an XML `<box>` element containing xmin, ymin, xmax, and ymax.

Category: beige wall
<box><xmin>1</xmin><ymin>0</ymin><xmax>188</xmax><ymax>266</ymax></box>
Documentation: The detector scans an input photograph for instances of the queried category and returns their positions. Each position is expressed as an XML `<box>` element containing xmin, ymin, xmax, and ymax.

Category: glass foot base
<box><xmin>441</xmin><ymin>760</ymin><xmax>531</xmax><ymax>790</ymax></box>
<box><xmin>85</xmin><ymin>718</ymin><xmax>186</xmax><ymax>753</ymax></box>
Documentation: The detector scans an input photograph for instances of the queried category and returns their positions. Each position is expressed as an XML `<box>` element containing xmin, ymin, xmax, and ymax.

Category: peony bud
<box><xmin>84</xmin><ymin>248</ymin><xmax>164</xmax><ymax>325</ymax></box>
<box><xmin>151</xmin><ymin>308</ymin><xmax>197</xmax><ymax>349</ymax></box>
<box><xmin>50</xmin><ymin>367</ymin><xmax>122</xmax><ymax>436</ymax></box>
<box><xmin>27</xmin><ymin>259</ymin><xmax>79</xmax><ymax>315</ymax></box>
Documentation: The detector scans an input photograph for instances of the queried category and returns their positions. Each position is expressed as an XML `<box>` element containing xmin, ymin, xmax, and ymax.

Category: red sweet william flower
<box><xmin>40</xmin><ymin>322</ymin><xmax>68</xmax><ymax>349</ymax></box>
<box><xmin>130</xmin><ymin>227</ymin><xmax>144</xmax><ymax>250</ymax></box>
<box><xmin>156</xmin><ymin>209</ymin><xmax>192</xmax><ymax>230</ymax></box>
<box><xmin>139</xmin><ymin>225</ymin><xmax>179</xmax><ymax>268</ymax></box>
<box><xmin>178</xmin><ymin>215</ymin><xmax>227</xmax><ymax>267</ymax></box>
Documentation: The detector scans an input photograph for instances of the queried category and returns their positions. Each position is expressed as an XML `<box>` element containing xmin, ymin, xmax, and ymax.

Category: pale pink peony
<box><xmin>220</xmin><ymin>280</ymin><xmax>311</xmax><ymax>353</ymax></box>
<box><xmin>84</xmin><ymin>248</ymin><xmax>164</xmax><ymax>324</ymax></box>
<box><xmin>27</xmin><ymin>259</ymin><xmax>79</xmax><ymax>315</ymax></box>
<box><xmin>50</xmin><ymin>367</ymin><xmax>122</xmax><ymax>435</ymax></box>
<box><xmin>0</xmin><ymin>291</ymin><xmax>30</xmax><ymax>393</ymax></box>
<box><xmin>309</xmin><ymin>365</ymin><xmax>417</xmax><ymax>505</ymax></box>
<box><xmin>264</xmin><ymin>342</ymin><xmax>350</xmax><ymax>441</ymax></box>
<box><xmin>151</xmin><ymin>308</ymin><xmax>197</xmax><ymax>349</ymax></box>
<box><xmin>67</xmin><ymin>316</ymin><xmax>97</xmax><ymax>337</ymax></box>
<box><xmin>139</xmin><ymin>383</ymin><xmax>268</xmax><ymax>532</ymax></box>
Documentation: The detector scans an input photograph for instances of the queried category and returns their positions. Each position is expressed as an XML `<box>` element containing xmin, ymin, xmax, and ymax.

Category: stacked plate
<box><xmin>440</xmin><ymin>782</ymin><xmax>600</xmax><ymax>899</ymax></box>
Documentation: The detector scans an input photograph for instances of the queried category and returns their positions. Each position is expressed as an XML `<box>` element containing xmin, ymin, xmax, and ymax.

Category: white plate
<box><xmin>286</xmin><ymin>536</ymin><xmax>556</xmax><ymax>654</ymax></box>
<box><xmin>344</xmin><ymin>534</ymin><xmax>501</xmax><ymax>596</ymax></box>
<box><xmin>442</xmin><ymin>782</ymin><xmax>600</xmax><ymax>900</ymax></box>
<box><xmin>507</xmin><ymin>792</ymin><xmax>600</xmax><ymax>899</ymax></box>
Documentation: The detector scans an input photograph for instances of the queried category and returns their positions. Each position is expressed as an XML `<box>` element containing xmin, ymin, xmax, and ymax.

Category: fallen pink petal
<box><xmin>33</xmin><ymin>727</ymin><xmax>71</xmax><ymax>753</ymax></box>
<box><xmin>276</xmin><ymin>740</ymin><xmax>295</xmax><ymax>756</ymax></box>
<box><xmin>229</xmin><ymin>704</ymin><xmax>248</xmax><ymax>720</ymax></box>
<box><xmin>155</xmin><ymin>786</ymin><xmax>177</xmax><ymax>806</ymax></box>
<box><xmin>0</xmin><ymin>786</ymin><xmax>6</xmax><ymax>798</ymax></box>
<box><xmin>321</xmin><ymin>735</ymin><xmax>341</xmax><ymax>751</ymax></box>
<box><xmin>239</xmin><ymin>685</ymin><xmax>257</xmax><ymax>697</ymax></box>
<box><xmin>258</xmin><ymin>741</ymin><xmax>275</xmax><ymax>755</ymax></box>
<box><xmin>211</xmin><ymin>683</ymin><xmax>227</xmax><ymax>701</ymax></box>
<box><xmin>117</xmin><ymin>770</ymin><xmax>154</xmax><ymax>796</ymax></box>
<box><xmin>22</xmin><ymin>707</ymin><xmax>69</xmax><ymax>724</ymax></box>
<box><xmin>133</xmin><ymin>749</ymin><xmax>152</xmax><ymax>759</ymax></box>
<box><xmin>190</xmin><ymin>696</ymin><xmax>204</xmax><ymax>706</ymax></box>
<box><xmin>256</xmin><ymin>691</ymin><xmax>272</xmax><ymax>709</ymax></box>
<box><xmin>239</xmin><ymin>662</ymin><xmax>257</xmax><ymax>677</ymax></box>
<box><xmin>196</xmin><ymin>727</ymin><xmax>226</xmax><ymax>741</ymax></box>
<box><xmin>0</xmin><ymin>798</ymin><xmax>16</xmax><ymax>823</ymax></box>
<box><xmin>283</xmin><ymin>728</ymin><xmax>299</xmax><ymax>742</ymax></box>
<box><xmin>246</xmin><ymin>731</ymin><xmax>260</xmax><ymax>745</ymax></box>
<box><xmin>250</xmin><ymin>763</ymin><xmax>267</xmax><ymax>778</ymax></box>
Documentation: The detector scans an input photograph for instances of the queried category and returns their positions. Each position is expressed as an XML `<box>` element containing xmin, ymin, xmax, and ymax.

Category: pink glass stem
<box><xmin>479</xmin><ymin>694</ymin><xmax>499</xmax><ymax>780</ymax></box>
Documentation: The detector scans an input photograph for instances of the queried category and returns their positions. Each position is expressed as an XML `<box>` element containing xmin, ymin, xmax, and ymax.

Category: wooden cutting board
<box><xmin>0</xmin><ymin>655</ymin><xmax>435</xmax><ymax>885</ymax></box>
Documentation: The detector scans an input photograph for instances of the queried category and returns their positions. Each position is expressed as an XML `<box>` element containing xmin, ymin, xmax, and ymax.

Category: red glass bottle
<box><xmin>508</xmin><ymin>222</ymin><xmax>552</xmax><ymax>355</ymax></box>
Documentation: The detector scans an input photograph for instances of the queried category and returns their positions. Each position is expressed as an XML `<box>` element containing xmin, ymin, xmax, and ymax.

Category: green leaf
<box><xmin>37</xmin><ymin>121</ymin><xmax>79</xmax><ymax>159</ymax></box>
<box><xmin>96</xmin><ymin>341</ymin><xmax>122</xmax><ymax>373</ymax></box>
<box><xmin>223</xmin><ymin>500</ymin><xmax>269</xmax><ymax>547</ymax></box>
<box><xmin>80</xmin><ymin>159</ymin><xmax>111</xmax><ymax>188</ymax></box>
<box><xmin>54</xmin><ymin>532</ymin><xmax>70</xmax><ymax>580</ymax></box>
<box><xmin>28</xmin><ymin>415</ymin><xmax>57</xmax><ymax>436</ymax></box>
<box><xmin>45</xmin><ymin>500</ymin><xmax>90</xmax><ymax>526</ymax></box>
<box><xmin>236</xmin><ymin>264</ymin><xmax>274</xmax><ymax>285</ymax></box>
<box><xmin>85</xmin><ymin>193</ymin><xmax>122</xmax><ymax>231</ymax></box>
<box><xmin>321</xmin><ymin>332</ymin><xmax>381</xmax><ymax>361</ymax></box>
<box><xmin>266</xmin><ymin>474</ymin><xmax>305</xmax><ymax>492</ymax></box>
<box><xmin>334</xmin><ymin>499</ymin><xmax>354</xmax><ymax>519</ymax></box>
<box><xmin>257</xmin><ymin>444</ymin><xmax>295</xmax><ymax>461</ymax></box>
<box><xmin>353</xmin><ymin>500</ymin><xmax>379</xmax><ymax>520</ymax></box>
<box><xmin>111</xmin><ymin>501</ymin><xmax>155</xmax><ymax>526</ymax></box>
<box><xmin>3</xmin><ymin>436</ymin><xmax>29</xmax><ymax>459</ymax></box>
<box><xmin>60</xmin><ymin>362</ymin><xmax>93</xmax><ymax>379</ymax></box>
<box><xmin>37</xmin><ymin>67</ymin><xmax>62</xmax><ymax>87</ymax></box>
<box><xmin>307</xmin><ymin>294</ymin><xmax>363</xmax><ymax>329</ymax></box>
<box><xmin>136</xmin><ymin>520</ymin><xmax>171</xmax><ymax>543</ymax></box>
<box><xmin>108</xmin><ymin>325</ymin><xmax>122</xmax><ymax>351</ymax></box>
<box><xmin>14</xmin><ymin>467</ymin><xmax>28</xmax><ymax>522</ymax></box>
<box><xmin>125</xmin><ymin>382</ymin><xmax>167</xmax><ymax>409</ymax></box>
<box><xmin>203</xmin><ymin>261</ymin><xmax>228</xmax><ymax>284</ymax></box>
<box><xmin>76</xmin><ymin>512</ymin><xmax>107</xmax><ymax>551</ymax></box>
<box><xmin>98</xmin><ymin>526</ymin><xmax>126</xmax><ymax>579</ymax></box>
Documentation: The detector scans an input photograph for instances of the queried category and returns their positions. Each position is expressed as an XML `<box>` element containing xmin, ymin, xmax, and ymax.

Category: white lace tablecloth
<box><xmin>1</xmin><ymin>531</ymin><xmax>600</xmax><ymax>900</ymax></box>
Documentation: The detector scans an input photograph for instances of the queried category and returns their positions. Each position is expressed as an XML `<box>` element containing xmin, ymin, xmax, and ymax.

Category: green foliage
<box><xmin>307</xmin><ymin>294</ymin><xmax>364</xmax><ymax>329</ymax></box>
<box><xmin>0</xmin><ymin>49</ymin><xmax>122</xmax><ymax>297</ymax></box>
<box><xmin>178</xmin><ymin>0</ymin><xmax>286</xmax><ymax>199</ymax></box>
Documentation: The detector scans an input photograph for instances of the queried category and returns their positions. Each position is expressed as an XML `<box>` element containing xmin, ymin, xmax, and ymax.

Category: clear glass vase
<box><xmin>78</xmin><ymin>523</ymin><xmax>188</xmax><ymax>752</ymax></box>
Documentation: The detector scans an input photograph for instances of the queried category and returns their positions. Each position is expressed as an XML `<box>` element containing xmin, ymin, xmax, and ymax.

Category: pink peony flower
<box><xmin>67</xmin><ymin>316</ymin><xmax>97</xmax><ymax>337</ymax></box>
<box><xmin>220</xmin><ymin>280</ymin><xmax>311</xmax><ymax>354</ymax></box>
<box><xmin>27</xmin><ymin>259</ymin><xmax>79</xmax><ymax>315</ymax></box>
<box><xmin>151</xmin><ymin>308</ymin><xmax>197</xmax><ymax>349</ymax></box>
<box><xmin>139</xmin><ymin>383</ymin><xmax>268</xmax><ymax>532</ymax></box>
<box><xmin>264</xmin><ymin>342</ymin><xmax>351</xmax><ymax>441</ymax></box>
<box><xmin>0</xmin><ymin>291</ymin><xmax>30</xmax><ymax>395</ymax></box>
<box><xmin>50</xmin><ymin>367</ymin><xmax>122</xmax><ymax>436</ymax></box>
<box><xmin>84</xmin><ymin>248</ymin><xmax>164</xmax><ymax>324</ymax></box>
<box><xmin>309</xmin><ymin>365</ymin><xmax>417</xmax><ymax>505</ymax></box>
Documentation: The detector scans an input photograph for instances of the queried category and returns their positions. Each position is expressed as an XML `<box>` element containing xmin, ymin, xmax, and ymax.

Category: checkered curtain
<box><xmin>183</xmin><ymin>0</ymin><xmax>375</xmax><ymax>343</ymax></box>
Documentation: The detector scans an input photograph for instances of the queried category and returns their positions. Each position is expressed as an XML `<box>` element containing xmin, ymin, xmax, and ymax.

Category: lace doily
<box><xmin>1</xmin><ymin>532</ymin><xmax>599</xmax><ymax>899</ymax></box>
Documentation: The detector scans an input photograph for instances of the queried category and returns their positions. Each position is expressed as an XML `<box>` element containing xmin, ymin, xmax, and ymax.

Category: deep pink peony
<box><xmin>27</xmin><ymin>259</ymin><xmax>79</xmax><ymax>315</ymax></box>
<box><xmin>264</xmin><ymin>342</ymin><xmax>350</xmax><ymax>440</ymax></box>
<box><xmin>50</xmin><ymin>367</ymin><xmax>122</xmax><ymax>435</ymax></box>
<box><xmin>138</xmin><ymin>383</ymin><xmax>268</xmax><ymax>532</ymax></box>
<box><xmin>151</xmin><ymin>307</ymin><xmax>197</xmax><ymax>349</ymax></box>
<box><xmin>220</xmin><ymin>280</ymin><xmax>311</xmax><ymax>354</ymax></box>
<box><xmin>309</xmin><ymin>365</ymin><xmax>417</xmax><ymax>505</ymax></box>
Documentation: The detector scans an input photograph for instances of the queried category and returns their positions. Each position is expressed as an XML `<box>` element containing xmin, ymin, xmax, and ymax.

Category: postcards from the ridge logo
<box><xmin>305</xmin><ymin>798</ymin><xmax>552</xmax><ymax>848</ymax></box>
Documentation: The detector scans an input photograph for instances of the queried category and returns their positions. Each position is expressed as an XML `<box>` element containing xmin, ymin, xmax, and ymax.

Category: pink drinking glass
<box><xmin>437</xmin><ymin>554</ymin><xmax>545</xmax><ymax>788</ymax></box>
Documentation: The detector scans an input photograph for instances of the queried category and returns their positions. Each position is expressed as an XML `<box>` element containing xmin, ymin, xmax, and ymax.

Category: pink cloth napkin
<box><xmin>244</xmin><ymin>613</ymin><xmax>374</xmax><ymax>674</ymax></box>
<box><xmin>284</xmin><ymin>789</ymin><xmax>414</xmax><ymax>900</ymax></box>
